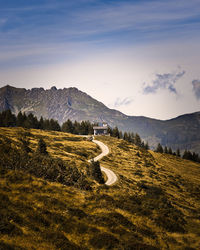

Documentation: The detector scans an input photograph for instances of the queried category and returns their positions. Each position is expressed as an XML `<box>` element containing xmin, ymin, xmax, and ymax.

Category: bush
<box><xmin>0</xmin><ymin>138</ymin><xmax>92</xmax><ymax>190</ymax></box>
<box><xmin>0</xmin><ymin>219</ymin><xmax>23</xmax><ymax>236</ymax></box>
<box><xmin>0</xmin><ymin>241</ymin><xmax>25</xmax><ymax>250</ymax></box>
<box><xmin>90</xmin><ymin>160</ymin><xmax>105</xmax><ymax>184</ymax></box>
<box><xmin>89</xmin><ymin>233</ymin><xmax>119</xmax><ymax>249</ymax></box>
<box><xmin>37</xmin><ymin>138</ymin><xmax>48</xmax><ymax>154</ymax></box>
<box><xmin>44</xmin><ymin>231</ymin><xmax>79</xmax><ymax>249</ymax></box>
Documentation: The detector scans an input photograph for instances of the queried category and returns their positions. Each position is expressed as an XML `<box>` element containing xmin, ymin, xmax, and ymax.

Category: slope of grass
<box><xmin>0</xmin><ymin>129</ymin><xmax>200</xmax><ymax>249</ymax></box>
<box><xmin>0</xmin><ymin>127</ymin><xmax>100</xmax><ymax>167</ymax></box>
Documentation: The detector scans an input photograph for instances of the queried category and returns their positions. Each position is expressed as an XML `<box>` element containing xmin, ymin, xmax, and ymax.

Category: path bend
<box><xmin>91</xmin><ymin>139</ymin><xmax>117</xmax><ymax>186</ymax></box>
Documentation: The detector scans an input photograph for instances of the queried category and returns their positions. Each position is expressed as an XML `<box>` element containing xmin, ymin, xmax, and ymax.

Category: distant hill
<box><xmin>0</xmin><ymin>85</ymin><xmax>199</xmax><ymax>153</ymax></box>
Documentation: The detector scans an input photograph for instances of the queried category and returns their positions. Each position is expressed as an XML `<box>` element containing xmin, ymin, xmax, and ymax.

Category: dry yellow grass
<box><xmin>95</xmin><ymin>135</ymin><xmax>200</xmax><ymax>249</ymax></box>
<box><xmin>0</xmin><ymin>129</ymin><xmax>200</xmax><ymax>249</ymax></box>
<box><xmin>0</xmin><ymin>127</ymin><xmax>100</xmax><ymax>169</ymax></box>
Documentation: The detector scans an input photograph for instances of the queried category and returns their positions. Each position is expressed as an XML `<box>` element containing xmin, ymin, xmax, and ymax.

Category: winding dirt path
<box><xmin>91</xmin><ymin>139</ymin><xmax>118</xmax><ymax>186</ymax></box>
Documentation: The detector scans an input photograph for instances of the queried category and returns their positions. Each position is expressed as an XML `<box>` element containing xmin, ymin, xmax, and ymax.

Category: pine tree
<box><xmin>144</xmin><ymin>142</ymin><xmax>149</xmax><ymax>150</ymax></box>
<box><xmin>164</xmin><ymin>146</ymin><xmax>168</xmax><ymax>154</ymax></box>
<box><xmin>26</xmin><ymin>113</ymin><xmax>39</xmax><ymax>129</ymax></box>
<box><xmin>192</xmin><ymin>152</ymin><xmax>199</xmax><ymax>162</ymax></box>
<box><xmin>182</xmin><ymin>150</ymin><xmax>192</xmax><ymax>160</ymax></box>
<box><xmin>17</xmin><ymin>111</ymin><xmax>26</xmax><ymax>127</ymax></box>
<box><xmin>49</xmin><ymin>119</ymin><xmax>61</xmax><ymax>131</ymax></box>
<box><xmin>156</xmin><ymin>143</ymin><xmax>163</xmax><ymax>153</ymax></box>
<box><xmin>107</xmin><ymin>127</ymin><xmax>113</xmax><ymax>136</ymax></box>
<box><xmin>134</xmin><ymin>133</ymin><xmax>142</xmax><ymax>147</ymax></box>
<box><xmin>112</xmin><ymin>126</ymin><xmax>120</xmax><ymax>138</ymax></box>
<box><xmin>168</xmin><ymin>147</ymin><xmax>173</xmax><ymax>154</ymax></box>
<box><xmin>119</xmin><ymin>131</ymin><xmax>123</xmax><ymax>139</ymax></box>
<box><xmin>62</xmin><ymin>119</ymin><xmax>74</xmax><ymax>133</ymax></box>
<box><xmin>130</xmin><ymin>132</ymin><xmax>135</xmax><ymax>143</ymax></box>
<box><xmin>127</xmin><ymin>133</ymin><xmax>132</xmax><ymax>143</ymax></box>
<box><xmin>39</xmin><ymin>117</ymin><xmax>44</xmax><ymax>130</ymax></box>
<box><xmin>3</xmin><ymin>110</ymin><xmax>16</xmax><ymax>127</ymax></box>
<box><xmin>182</xmin><ymin>150</ymin><xmax>188</xmax><ymax>159</ymax></box>
<box><xmin>123</xmin><ymin>132</ymin><xmax>128</xmax><ymax>141</ymax></box>
<box><xmin>176</xmin><ymin>148</ymin><xmax>181</xmax><ymax>157</ymax></box>
<box><xmin>73</xmin><ymin>121</ymin><xmax>81</xmax><ymax>134</ymax></box>
<box><xmin>43</xmin><ymin>119</ymin><xmax>51</xmax><ymax>130</ymax></box>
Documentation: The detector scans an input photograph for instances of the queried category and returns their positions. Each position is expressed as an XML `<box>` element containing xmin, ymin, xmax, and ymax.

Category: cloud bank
<box><xmin>192</xmin><ymin>80</ymin><xmax>200</xmax><ymax>100</ymax></box>
<box><xmin>143</xmin><ymin>69</ymin><xmax>185</xmax><ymax>95</ymax></box>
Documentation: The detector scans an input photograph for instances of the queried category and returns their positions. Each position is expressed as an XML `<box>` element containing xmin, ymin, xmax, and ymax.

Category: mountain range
<box><xmin>0</xmin><ymin>85</ymin><xmax>200</xmax><ymax>153</ymax></box>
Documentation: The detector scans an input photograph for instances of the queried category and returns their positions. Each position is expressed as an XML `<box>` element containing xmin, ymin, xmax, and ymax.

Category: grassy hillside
<box><xmin>0</xmin><ymin>128</ymin><xmax>200</xmax><ymax>249</ymax></box>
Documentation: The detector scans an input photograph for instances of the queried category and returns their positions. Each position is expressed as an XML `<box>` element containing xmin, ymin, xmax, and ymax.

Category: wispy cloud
<box><xmin>75</xmin><ymin>0</ymin><xmax>200</xmax><ymax>32</ymax></box>
<box><xmin>192</xmin><ymin>80</ymin><xmax>200</xmax><ymax>100</ymax></box>
<box><xmin>0</xmin><ymin>0</ymin><xmax>200</xmax><ymax>69</ymax></box>
<box><xmin>1</xmin><ymin>0</ymin><xmax>200</xmax><ymax>46</ymax></box>
<box><xmin>113</xmin><ymin>97</ymin><xmax>134</xmax><ymax>108</ymax></box>
<box><xmin>143</xmin><ymin>69</ymin><xmax>185</xmax><ymax>95</ymax></box>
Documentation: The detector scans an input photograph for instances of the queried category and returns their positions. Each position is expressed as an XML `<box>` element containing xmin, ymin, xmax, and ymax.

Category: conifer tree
<box><xmin>123</xmin><ymin>132</ymin><xmax>128</xmax><ymax>141</ymax></box>
<box><xmin>168</xmin><ymin>147</ymin><xmax>173</xmax><ymax>154</ymax></box>
<box><xmin>62</xmin><ymin>119</ymin><xmax>74</xmax><ymax>133</ymax></box>
<box><xmin>43</xmin><ymin>119</ymin><xmax>51</xmax><ymax>130</ymax></box>
<box><xmin>134</xmin><ymin>133</ymin><xmax>142</xmax><ymax>147</ymax></box>
<box><xmin>112</xmin><ymin>126</ymin><xmax>120</xmax><ymax>138</ymax></box>
<box><xmin>130</xmin><ymin>132</ymin><xmax>135</xmax><ymax>143</ymax></box>
<box><xmin>176</xmin><ymin>148</ymin><xmax>181</xmax><ymax>157</ymax></box>
<box><xmin>144</xmin><ymin>142</ymin><xmax>149</xmax><ymax>150</ymax></box>
<box><xmin>156</xmin><ymin>143</ymin><xmax>163</xmax><ymax>153</ymax></box>
<box><xmin>39</xmin><ymin>117</ymin><xmax>44</xmax><ymax>130</ymax></box>
<box><xmin>119</xmin><ymin>131</ymin><xmax>123</xmax><ymax>139</ymax></box>
<box><xmin>73</xmin><ymin>121</ymin><xmax>81</xmax><ymax>134</ymax></box>
<box><xmin>17</xmin><ymin>111</ymin><xmax>26</xmax><ymax>127</ymax></box>
<box><xmin>26</xmin><ymin>113</ymin><xmax>39</xmax><ymax>129</ymax></box>
<box><xmin>49</xmin><ymin>119</ymin><xmax>61</xmax><ymax>131</ymax></box>
<box><xmin>127</xmin><ymin>133</ymin><xmax>132</xmax><ymax>142</ymax></box>
<box><xmin>3</xmin><ymin>110</ymin><xmax>16</xmax><ymax>127</ymax></box>
<box><xmin>107</xmin><ymin>126</ymin><xmax>113</xmax><ymax>136</ymax></box>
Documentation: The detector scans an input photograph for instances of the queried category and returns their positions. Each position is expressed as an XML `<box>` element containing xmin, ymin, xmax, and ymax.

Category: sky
<box><xmin>0</xmin><ymin>0</ymin><xmax>200</xmax><ymax>120</ymax></box>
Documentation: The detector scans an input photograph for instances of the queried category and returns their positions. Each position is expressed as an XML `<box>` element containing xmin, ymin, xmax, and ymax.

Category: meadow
<box><xmin>0</xmin><ymin>128</ymin><xmax>200</xmax><ymax>249</ymax></box>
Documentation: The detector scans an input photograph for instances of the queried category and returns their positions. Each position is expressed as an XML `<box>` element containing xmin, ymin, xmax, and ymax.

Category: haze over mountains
<box><xmin>0</xmin><ymin>85</ymin><xmax>200</xmax><ymax>153</ymax></box>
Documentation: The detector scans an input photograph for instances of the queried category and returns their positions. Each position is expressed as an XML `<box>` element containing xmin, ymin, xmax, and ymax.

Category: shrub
<box><xmin>90</xmin><ymin>160</ymin><xmax>105</xmax><ymax>184</ymax></box>
<box><xmin>0</xmin><ymin>241</ymin><xmax>25</xmax><ymax>250</ymax></box>
<box><xmin>37</xmin><ymin>138</ymin><xmax>48</xmax><ymax>154</ymax></box>
<box><xmin>89</xmin><ymin>233</ymin><xmax>119</xmax><ymax>249</ymax></box>
<box><xmin>44</xmin><ymin>231</ymin><xmax>79</xmax><ymax>249</ymax></box>
<box><xmin>0</xmin><ymin>219</ymin><xmax>23</xmax><ymax>236</ymax></box>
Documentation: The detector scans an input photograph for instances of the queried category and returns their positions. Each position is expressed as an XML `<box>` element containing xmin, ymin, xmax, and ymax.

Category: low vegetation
<box><xmin>0</xmin><ymin>128</ymin><xmax>200</xmax><ymax>249</ymax></box>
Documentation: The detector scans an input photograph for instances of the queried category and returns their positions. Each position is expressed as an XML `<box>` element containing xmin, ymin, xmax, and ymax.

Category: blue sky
<box><xmin>0</xmin><ymin>0</ymin><xmax>200</xmax><ymax>119</ymax></box>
